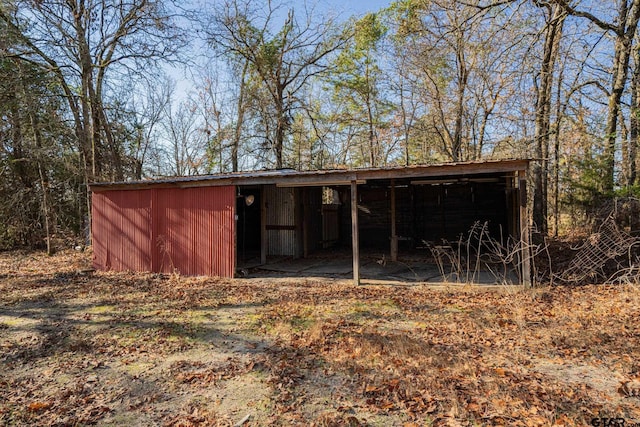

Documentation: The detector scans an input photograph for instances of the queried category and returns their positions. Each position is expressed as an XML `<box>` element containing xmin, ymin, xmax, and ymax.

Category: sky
<box><xmin>169</xmin><ymin>0</ymin><xmax>395</xmax><ymax>98</ymax></box>
<box><xmin>322</xmin><ymin>0</ymin><xmax>394</xmax><ymax>16</ymax></box>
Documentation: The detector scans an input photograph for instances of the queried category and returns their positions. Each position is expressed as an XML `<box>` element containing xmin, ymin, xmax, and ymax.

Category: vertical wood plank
<box><xmin>302</xmin><ymin>188</ymin><xmax>310</xmax><ymax>258</ymax></box>
<box><xmin>351</xmin><ymin>180</ymin><xmax>360</xmax><ymax>286</ymax></box>
<box><xmin>390</xmin><ymin>178</ymin><xmax>398</xmax><ymax>261</ymax></box>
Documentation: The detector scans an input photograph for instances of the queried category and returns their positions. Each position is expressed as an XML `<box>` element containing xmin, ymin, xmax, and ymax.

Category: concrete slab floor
<box><xmin>246</xmin><ymin>254</ymin><xmax>520</xmax><ymax>285</ymax></box>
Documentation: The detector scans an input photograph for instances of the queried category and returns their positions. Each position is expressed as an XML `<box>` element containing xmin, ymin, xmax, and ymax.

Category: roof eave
<box><xmin>90</xmin><ymin>159</ymin><xmax>529</xmax><ymax>192</ymax></box>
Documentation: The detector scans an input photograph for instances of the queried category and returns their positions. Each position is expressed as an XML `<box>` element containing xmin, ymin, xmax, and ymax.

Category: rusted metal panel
<box><xmin>151</xmin><ymin>186</ymin><xmax>236</xmax><ymax>277</ymax></box>
<box><xmin>264</xmin><ymin>185</ymin><xmax>297</xmax><ymax>256</ymax></box>
<box><xmin>90</xmin><ymin>159</ymin><xmax>529</xmax><ymax>192</ymax></box>
<box><xmin>92</xmin><ymin>186</ymin><xmax>235</xmax><ymax>277</ymax></box>
<box><xmin>92</xmin><ymin>190</ymin><xmax>152</xmax><ymax>272</ymax></box>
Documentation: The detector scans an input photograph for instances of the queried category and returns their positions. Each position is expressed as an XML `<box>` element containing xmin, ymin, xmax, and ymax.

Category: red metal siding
<box><xmin>92</xmin><ymin>186</ymin><xmax>236</xmax><ymax>277</ymax></box>
<box><xmin>151</xmin><ymin>186</ymin><xmax>236</xmax><ymax>276</ymax></box>
<box><xmin>92</xmin><ymin>190</ymin><xmax>152</xmax><ymax>272</ymax></box>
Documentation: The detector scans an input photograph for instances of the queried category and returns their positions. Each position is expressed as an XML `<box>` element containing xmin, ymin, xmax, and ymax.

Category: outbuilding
<box><xmin>90</xmin><ymin>159</ymin><xmax>530</xmax><ymax>285</ymax></box>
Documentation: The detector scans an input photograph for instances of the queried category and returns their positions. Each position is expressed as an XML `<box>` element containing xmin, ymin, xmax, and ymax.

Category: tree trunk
<box><xmin>398</xmin><ymin>78</ymin><xmax>413</xmax><ymax>166</ymax></box>
<box><xmin>73</xmin><ymin>1</ymin><xmax>98</xmax><ymax>181</ymax></box>
<box><xmin>604</xmin><ymin>38</ymin><xmax>630</xmax><ymax>192</ymax></box>
<box><xmin>453</xmin><ymin>37</ymin><xmax>468</xmax><ymax>162</ymax></box>
<box><xmin>629</xmin><ymin>43</ymin><xmax>640</xmax><ymax>187</ymax></box>
<box><xmin>533</xmin><ymin>4</ymin><xmax>566</xmax><ymax>235</ymax></box>
<box><xmin>621</xmin><ymin>108</ymin><xmax>630</xmax><ymax>191</ymax></box>
<box><xmin>232</xmin><ymin>61</ymin><xmax>249</xmax><ymax>172</ymax></box>
<box><xmin>552</xmin><ymin>63</ymin><xmax>566</xmax><ymax>237</ymax></box>
<box><xmin>275</xmin><ymin>86</ymin><xmax>285</xmax><ymax>169</ymax></box>
<box><xmin>366</xmin><ymin>92</ymin><xmax>376</xmax><ymax>167</ymax></box>
<box><xmin>24</xmin><ymin>83</ymin><xmax>53</xmax><ymax>254</ymax></box>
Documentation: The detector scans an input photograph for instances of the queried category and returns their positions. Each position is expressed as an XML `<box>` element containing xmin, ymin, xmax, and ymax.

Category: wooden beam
<box><xmin>518</xmin><ymin>170</ymin><xmax>532</xmax><ymax>287</ymax></box>
<box><xmin>90</xmin><ymin>173</ymin><xmax>359</xmax><ymax>191</ymax></box>
<box><xmin>265</xmin><ymin>225</ymin><xmax>296</xmax><ymax>231</ymax></box>
<box><xmin>351</xmin><ymin>180</ymin><xmax>360</xmax><ymax>286</ymax></box>
<box><xmin>390</xmin><ymin>178</ymin><xmax>398</xmax><ymax>262</ymax></box>
<box><xmin>260</xmin><ymin>185</ymin><xmax>267</xmax><ymax>265</ymax></box>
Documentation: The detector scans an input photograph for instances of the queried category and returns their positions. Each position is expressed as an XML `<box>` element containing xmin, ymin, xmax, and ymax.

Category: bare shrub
<box><xmin>426</xmin><ymin>221</ymin><xmax>542</xmax><ymax>285</ymax></box>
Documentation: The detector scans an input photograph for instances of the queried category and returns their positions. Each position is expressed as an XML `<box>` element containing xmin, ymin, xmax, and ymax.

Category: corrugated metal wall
<box><xmin>92</xmin><ymin>186</ymin><xmax>236</xmax><ymax>277</ymax></box>
<box><xmin>264</xmin><ymin>185</ymin><xmax>298</xmax><ymax>256</ymax></box>
<box><xmin>92</xmin><ymin>190</ymin><xmax>152</xmax><ymax>272</ymax></box>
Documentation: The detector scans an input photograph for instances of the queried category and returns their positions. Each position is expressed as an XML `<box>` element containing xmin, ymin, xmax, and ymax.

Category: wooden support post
<box><xmin>260</xmin><ymin>185</ymin><xmax>267</xmax><ymax>265</ymax></box>
<box><xmin>351</xmin><ymin>180</ymin><xmax>360</xmax><ymax>286</ymax></box>
<box><xmin>518</xmin><ymin>170</ymin><xmax>532</xmax><ymax>287</ymax></box>
<box><xmin>294</xmin><ymin>188</ymin><xmax>303</xmax><ymax>259</ymax></box>
<box><xmin>390</xmin><ymin>179</ymin><xmax>398</xmax><ymax>262</ymax></box>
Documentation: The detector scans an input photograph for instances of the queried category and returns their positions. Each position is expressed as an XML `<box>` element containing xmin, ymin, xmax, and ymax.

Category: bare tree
<box><xmin>128</xmin><ymin>76</ymin><xmax>173</xmax><ymax>179</ymax></box>
<box><xmin>388</xmin><ymin>0</ymin><xmax>521</xmax><ymax>163</ymax></box>
<box><xmin>0</xmin><ymin>0</ymin><xmax>185</xmax><ymax>182</ymax></box>
<box><xmin>161</xmin><ymin>93</ymin><xmax>208</xmax><ymax>177</ymax></box>
<box><xmin>554</xmin><ymin>0</ymin><xmax>640</xmax><ymax>193</ymax></box>
<box><xmin>207</xmin><ymin>0</ymin><xmax>348</xmax><ymax>169</ymax></box>
<box><xmin>195</xmin><ymin>59</ymin><xmax>250</xmax><ymax>173</ymax></box>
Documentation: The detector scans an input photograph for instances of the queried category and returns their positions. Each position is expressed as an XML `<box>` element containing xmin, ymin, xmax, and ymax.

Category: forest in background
<box><xmin>2</xmin><ymin>0</ymin><xmax>640</xmax><ymax>251</ymax></box>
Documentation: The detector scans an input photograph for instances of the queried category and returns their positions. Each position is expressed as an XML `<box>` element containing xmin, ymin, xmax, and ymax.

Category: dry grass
<box><xmin>1</xmin><ymin>250</ymin><xmax>639</xmax><ymax>426</ymax></box>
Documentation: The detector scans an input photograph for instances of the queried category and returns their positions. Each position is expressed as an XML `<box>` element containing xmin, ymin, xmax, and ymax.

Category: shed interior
<box><xmin>237</xmin><ymin>170</ymin><xmax>523</xmax><ymax>283</ymax></box>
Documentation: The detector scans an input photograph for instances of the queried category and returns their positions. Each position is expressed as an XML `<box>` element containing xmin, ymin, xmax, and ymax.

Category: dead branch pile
<box><xmin>426</xmin><ymin>205</ymin><xmax>640</xmax><ymax>286</ymax></box>
<box><xmin>558</xmin><ymin>206</ymin><xmax>640</xmax><ymax>285</ymax></box>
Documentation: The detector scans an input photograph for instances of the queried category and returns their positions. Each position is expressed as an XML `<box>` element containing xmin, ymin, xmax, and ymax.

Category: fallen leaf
<box><xmin>28</xmin><ymin>401</ymin><xmax>52</xmax><ymax>412</ymax></box>
<box><xmin>365</xmin><ymin>384</ymin><xmax>380</xmax><ymax>393</ymax></box>
<box><xmin>379</xmin><ymin>401</ymin><xmax>395</xmax><ymax>410</ymax></box>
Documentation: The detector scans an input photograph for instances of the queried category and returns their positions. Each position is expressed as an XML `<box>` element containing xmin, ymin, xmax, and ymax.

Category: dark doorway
<box><xmin>237</xmin><ymin>187</ymin><xmax>261</xmax><ymax>263</ymax></box>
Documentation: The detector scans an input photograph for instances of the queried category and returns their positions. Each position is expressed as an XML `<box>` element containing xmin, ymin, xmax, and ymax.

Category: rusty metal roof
<box><xmin>90</xmin><ymin>159</ymin><xmax>529</xmax><ymax>192</ymax></box>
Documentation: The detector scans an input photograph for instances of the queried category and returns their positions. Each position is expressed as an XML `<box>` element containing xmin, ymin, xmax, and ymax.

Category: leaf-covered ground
<box><xmin>0</xmin><ymin>250</ymin><xmax>639</xmax><ymax>426</ymax></box>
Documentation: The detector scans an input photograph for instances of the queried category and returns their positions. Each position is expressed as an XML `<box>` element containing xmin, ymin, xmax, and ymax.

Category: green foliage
<box><xmin>564</xmin><ymin>153</ymin><xmax>610</xmax><ymax>210</ymax></box>
<box><xmin>327</xmin><ymin>12</ymin><xmax>395</xmax><ymax>166</ymax></box>
<box><xmin>388</xmin><ymin>0</ymin><xmax>427</xmax><ymax>38</ymax></box>
<box><xmin>333</xmin><ymin>13</ymin><xmax>386</xmax><ymax>87</ymax></box>
<box><xmin>354</xmin><ymin>13</ymin><xmax>387</xmax><ymax>51</ymax></box>
<box><xmin>614</xmin><ymin>183</ymin><xmax>640</xmax><ymax>198</ymax></box>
